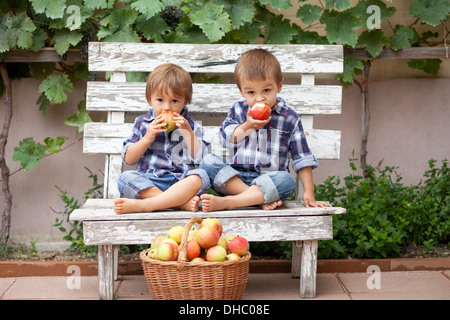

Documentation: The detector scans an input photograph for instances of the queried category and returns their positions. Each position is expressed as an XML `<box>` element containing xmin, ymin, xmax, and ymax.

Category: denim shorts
<box><xmin>117</xmin><ymin>168</ymin><xmax>210</xmax><ymax>199</ymax></box>
<box><xmin>199</xmin><ymin>154</ymin><xmax>295</xmax><ymax>203</ymax></box>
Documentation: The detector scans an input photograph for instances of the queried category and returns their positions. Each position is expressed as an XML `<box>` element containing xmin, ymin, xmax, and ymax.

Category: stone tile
<box><xmin>338</xmin><ymin>271</ymin><xmax>450</xmax><ymax>300</ymax></box>
<box><xmin>116</xmin><ymin>275</ymin><xmax>151</xmax><ymax>300</ymax></box>
<box><xmin>0</xmin><ymin>278</ymin><xmax>15</xmax><ymax>298</ymax></box>
<box><xmin>2</xmin><ymin>276</ymin><xmax>99</xmax><ymax>300</ymax></box>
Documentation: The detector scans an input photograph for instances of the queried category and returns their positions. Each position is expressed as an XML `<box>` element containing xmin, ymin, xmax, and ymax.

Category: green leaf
<box><xmin>409</xmin><ymin>0</ymin><xmax>450</xmax><ymax>26</ymax></box>
<box><xmin>32</xmin><ymin>28</ymin><xmax>48</xmax><ymax>52</ymax></box>
<box><xmin>130</xmin><ymin>0</ymin><xmax>165</xmax><ymax>19</ymax></box>
<box><xmin>12</xmin><ymin>138</ymin><xmax>46</xmax><ymax>171</ymax></box>
<box><xmin>190</xmin><ymin>3</ymin><xmax>232</xmax><ymax>42</ymax></box>
<box><xmin>408</xmin><ymin>59</ymin><xmax>442</xmax><ymax>76</ymax></box>
<box><xmin>30</xmin><ymin>0</ymin><xmax>67</xmax><ymax>19</ymax></box>
<box><xmin>38</xmin><ymin>74</ymin><xmax>74</xmax><ymax>104</ymax></box>
<box><xmin>36</xmin><ymin>93</ymin><xmax>51</xmax><ymax>115</ymax></box>
<box><xmin>336</xmin><ymin>54</ymin><xmax>364</xmax><ymax>86</ymax></box>
<box><xmin>221</xmin><ymin>0</ymin><xmax>255</xmax><ymax>29</ymax></box>
<box><xmin>321</xmin><ymin>9</ymin><xmax>361</xmax><ymax>47</ymax></box>
<box><xmin>44</xmin><ymin>136</ymin><xmax>68</xmax><ymax>153</ymax></box>
<box><xmin>263</xmin><ymin>14</ymin><xmax>296</xmax><ymax>44</ymax></box>
<box><xmin>324</xmin><ymin>0</ymin><xmax>351</xmax><ymax>10</ymax></box>
<box><xmin>97</xmin><ymin>7</ymin><xmax>140</xmax><ymax>42</ymax></box>
<box><xmin>7</xmin><ymin>13</ymin><xmax>37</xmax><ymax>50</ymax></box>
<box><xmin>357</xmin><ymin>29</ymin><xmax>388</xmax><ymax>58</ymax></box>
<box><xmin>389</xmin><ymin>25</ymin><xmax>419</xmax><ymax>51</ymax></box>
<box><xmin>83</xmin><ymin>0</ymin><xmax>113</xmax><ymax>10</ymax></box>
<box><xmin>296</xmin><ymin>4</ymin><xmax>322</xmax><ymax>27</ymax></box>
<box><xmin>65</xmin><ymin>99</ymin><xmax>92</xmax><ymax>132</ymax></box>
<box><xmin>352</xmin><ymin>0</ymin><xmax>396</xmax><ymax>24</ymax></box>
<box><xmin>135</xmin><ymin>15</ymin><xmax>171</xmax><ymax>41</ymax></box>
<box><xmin>258</xmin><ymin>0</ymin><xmax>292</xmax><ymax>11</ymax></box>
<box><xmin>50</xmin><ymin>29</ymin><xmax>83</xmax><ymax>55</ymax></box>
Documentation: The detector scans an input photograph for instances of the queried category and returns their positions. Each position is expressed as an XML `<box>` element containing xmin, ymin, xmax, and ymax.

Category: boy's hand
<box><xmin>303</xmin><ymin>190</ymin><xmax>330</xmax><ymax>208</ymax></box>
<box><xmin>145</xmin><ymin>115</ymin><xmax>167</xmax><ymax>142</ymax></box>
<box><xmin>173</xmin><ymin>112</ymin><xmax>193</xmax><ymax>132</ymax></box>
<box><xmin>245</xmin><ymin>108</ymin><xmax>271</xmax><ymax>130</ymax></box>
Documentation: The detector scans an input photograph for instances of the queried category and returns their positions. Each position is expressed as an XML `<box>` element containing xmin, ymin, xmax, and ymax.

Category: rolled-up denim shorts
<box><xmin>199</xmin><ymin>154</ymin><xmax>295</xmax><ymax>203</ymax></box>
<box><xmin>117</xmin><ymin>168</ymin><xmax>210</xmax><ymax>199</ymax></box>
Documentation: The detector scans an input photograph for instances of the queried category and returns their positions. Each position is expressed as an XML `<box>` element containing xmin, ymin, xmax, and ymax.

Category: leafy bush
<box><xmin>316</xmin><ymin>158</ymin><xmax>449</xmax><ymax>259</ymax></box>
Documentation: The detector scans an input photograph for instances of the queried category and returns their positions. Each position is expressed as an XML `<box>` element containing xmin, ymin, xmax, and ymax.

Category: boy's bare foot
<box><xmin>260</xmin><ymin>199</ymin><xmax>282</xmax><ymax>210</ymax></box>
<box><xmin>200</xmin><ymin>194</ymin><xmax>231</xmax><ymax>212</ymax></box>
<box><xmin>177</xmin><ymin>196</ymin><xmax>200</xmax><ymax>212</ymax></box>
<box><xmin>114</xmin><ymin>198</ymin><xmax>148</xmax><ymax>214</ymax></box>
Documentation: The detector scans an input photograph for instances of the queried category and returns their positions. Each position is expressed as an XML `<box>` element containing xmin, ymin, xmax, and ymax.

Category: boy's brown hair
<box><xmin>234</xmin><ymin>48</ymin><xmax>283</xmax><ymax>90</ymax></box>
<box><xmin>146</xmin><ymin>63</ymin><xmax>193</xmax><ymax>104</ymax></box>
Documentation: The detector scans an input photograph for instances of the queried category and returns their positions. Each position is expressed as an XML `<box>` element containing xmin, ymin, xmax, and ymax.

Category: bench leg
<box><xmin>291</xmin><ymin>241</ymin><xmax>302</xmax><ymax>278</ymax></box>
<box><xmin>98</xmin><ymin>245</ymin><xmax>115</xmax><ymax>300</ymax></box>
<box><xmin>299</xmin><ymin>240</ymin><xmax>318</xmax><ymax>298</ymax></box>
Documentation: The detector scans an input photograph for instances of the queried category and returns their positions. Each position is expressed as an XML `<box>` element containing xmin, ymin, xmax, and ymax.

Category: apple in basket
<box><xmin>167</xmin><ymin>225</ymin><xmax>184</xmax><ymax>245</ymax></box>
<box><xmin>196</xmin><ymin>225</ymin><xmax>220</xmax><ymax>249</ymax></box>
<box><xmin>250</xmin><ymin>102</ymin><xmax>271</xmax><ymax>120</ymax></box>
<box><xmin>161</xmin><ymin>110</ymin><xmax>177</xmax><ymax>132</ymax></box>
<box><xmin>200</xmin><ymin>218</ymin><xmax>223</xmax><ymax>236</ymax></box>
<box><xmin>224</xmin><ymin>234</ymin><xmax>237</xmax><ymax>245</ymax></box>
<box><xmin>226</xmin><ymin>253</ymin><xmax>241</xmax><ymax>261</ymax></box>
<box><xmin>228</xmin><ymin>236</ymin><xmax>249</xmax><ymax>256</ymax></box>
<box><xmin>157</xmin><ymin>239</ymin><xmax>179</xmax><ymax>261</ymax></box>
<box><xmin>150</xmin><ymin>235</ymin><xmax>165</xmax><ymax>250</ymax></box>
<box><xmin>186</xmin><ymin>239</ymin><xmax>201</xmax><ymax>261</ymax></box>
<box><xmin>206</xmin><ymin>245</ymin><xmax>227</xmax><ymax>262</ymax></box>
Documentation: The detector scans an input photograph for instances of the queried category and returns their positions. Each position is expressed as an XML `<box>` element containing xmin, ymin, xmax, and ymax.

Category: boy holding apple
<box><xmin>199</xmin><ymin>49</ymin><xmax>328</xmax><ymax>211</ymax></box>
<box><xmin>114</xmin><ymin>63</ymin><xmax>211</xmax><ymax>214</ymax></box>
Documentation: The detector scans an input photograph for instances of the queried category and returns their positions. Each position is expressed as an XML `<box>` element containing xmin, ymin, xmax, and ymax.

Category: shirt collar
<box><xmin>273</xmin><ymin>96</ymin><xmax>289</xmax><ymax>117</ymax></box>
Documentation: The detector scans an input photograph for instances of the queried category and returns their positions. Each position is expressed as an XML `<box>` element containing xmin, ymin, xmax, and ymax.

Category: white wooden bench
<box><xmin>70</xmin><ymin>42</ymin><xmax>346</xmax><ymax>300</ymax></box>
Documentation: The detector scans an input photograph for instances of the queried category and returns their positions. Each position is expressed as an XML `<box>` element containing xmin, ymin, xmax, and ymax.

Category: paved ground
<box><xmin>1</xmin><ymin>270</ymin><xmax>449</xmax><ymax>300</ymax></box>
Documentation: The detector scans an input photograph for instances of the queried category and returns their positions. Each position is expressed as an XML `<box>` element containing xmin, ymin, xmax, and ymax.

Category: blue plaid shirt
<box><xmin>220</xmin><ymin>97</ymin><xmax>318</xmax><ymax>173</ymax></box>
<box><xmin>122</xmin><ymin>107</ymin><xmax>210</xmax><ymax>178</ymax></box>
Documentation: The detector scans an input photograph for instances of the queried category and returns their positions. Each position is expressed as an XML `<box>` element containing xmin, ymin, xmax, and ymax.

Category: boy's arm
<box><xmin>230</xmin><ymin>108</ymin><xmax>271</xmax><ymax>143</ymax></box>
<box><xmin>297</xmin><ymin>166</ymin><xmax>329</xmax><ymax>208</ymax></box>
<box><xmin>173</xmin><ymin>112</ymin><xmax>203</xmax><ymax>158</ymax></box>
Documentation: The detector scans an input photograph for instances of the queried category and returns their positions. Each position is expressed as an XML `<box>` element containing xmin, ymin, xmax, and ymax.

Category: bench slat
<box><xmin>88</xmin><ymin>42</ymin><xmax>343</xmax><ymax>74</ymax></box>
<box><xmin>83</xmin><ymin>123</ymin><xmax>341</xmax><ymax>159</ymax></box>
<box><xmin>70</xmin><ymin>199</ymin><xmax>345</xmax><ymax>221</ymax></box>
<box><xmin>82</xmin><ymin>215</ymin><xmax>333</xmax><ymax>245</ymax></box>
<box><xmin>86</xmin><ymin>82</ymin><xmax>342</xmax><ymax>114</ymax></box>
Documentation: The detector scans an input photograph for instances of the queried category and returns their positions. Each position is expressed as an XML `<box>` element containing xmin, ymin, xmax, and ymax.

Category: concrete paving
<box><xmin>1</xmin><ymin>270</ymin><xmax>449</xmax><ymax>300</ymax></box>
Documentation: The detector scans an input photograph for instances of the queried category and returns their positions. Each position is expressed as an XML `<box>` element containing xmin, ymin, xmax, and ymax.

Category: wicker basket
<box><xmin>140</xmin><ymin>217</ymin><xmax>250</xmax><ymax>300</ymax></box>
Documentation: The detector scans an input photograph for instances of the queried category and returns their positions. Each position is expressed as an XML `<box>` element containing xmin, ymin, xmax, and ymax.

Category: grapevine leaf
<box><xmin>50</xmin><ymin>29</ymin><xmax>83</xmax><ymax>55</ymax></box>
<box><xmin>296</xmin><ymin>4</ymin><xmax>322</xmax><ymax>27</ymax></box>
<box><xmin>324</xmin><ymin>0</ymin><xmax>351</xmax><ymax>10</ymax></box>
<box><xmin>321</xmin><ymin>9</ymin><xmax>361</xmax><ymax>47</ymax></box>
<box><xmin>64</xmin><ymin>99</ymin><xmax>92</xmax><ymax>132</ymax></box>
<box><xmin>32</xmin><ymin>28</ymin><xmax>48</xmax><ymax>52</ymax></box>
<box><xmin>190</xmin><ymin>3</ymin><xmax>232</xmax><ymax>42</ymax></box>
<box><xmin>221</xmin><ymin>0</ymin><xmax>255</xmax><ymax>29</ymax></box>
<box><xmin>36</xmin><ymin>93</ymin><xmax>51</xmax><ymax>115</ymax></box>
<box><xmin>44</xmin><ymin>136</ymin><xmax>68</xmax><ymax>153</ymax></box>
<box><xmin>97</xmin><ymin>7</ymin><xmax>140</xmax><ymax>42</ymax></box>
<box><xmin>293</xmin><ymin>29</ymin><xmax>328</xmax><ymax>44</ymax></box>
<box><xmin>352</xmin><ymin>0</ymin><xmax>397</xmax><ymax>25</ymax></box>
<box><xmin>38</xmin><ymin>74</ymin><xmax>74</xmax><ymax>104</ymax></box>
<box><xmin>258</xmin><ymin>0</ymin><xmax>292</xmax><ymax>11</ymax></box>
<box><xmin>135</xmin><ymin>15</ymin><xmax>171</xmax><ymax>41</ymax></box>
<box><xmin>130</xmin><ymin>0</ymin><xmax>165</xmax><ymax>19</ymax></box>
<box><xmin>335</xmin><ymin>53</ymin><xmax>364</xmax><ymax>86</ymax></box>
<box><xmin>30</xmin><ymin>0</ymin><xmax>67</xmax><ymax>19</ymax></box>
<box><xmin>263</xmin><ymin>14</ymin><xmax>296</xmax><ymax>44</ymax></box>
<box><xmin>29</xmin><ymin>62</ymin><xmax>56</xmax><ymax>79</ymax></box>
<box><xmin>83</xmin><ymin>0</ymin><xmax>113</xmax><ymax>10</ymax></box>
<box><xmin>408</xmin><ymin>59</ymin><xmax>442</xmax><ymax>76</ymax></box>
<box><xmin>357</xmin><ymin>29</ymin><xmax>388</xmax><ymax>58</ymax></box>
<box><xmin>12</xmin><ymin>138</ymin><xmax>46</xmax><ymax>171</ymax></box>
<box><xmin>389</xmin><ymin>25</ymin><xmax>419</xmax><ymax>51</ymax></box>
<box><xmin>409</xmin><ymin>0</ymin><xmax>450</xmax><ymax>26</ymax></box>
<box><xmin>6</xmin><ymin>14</ymin><xmax>37</xmax><ymax>50</ymax></box>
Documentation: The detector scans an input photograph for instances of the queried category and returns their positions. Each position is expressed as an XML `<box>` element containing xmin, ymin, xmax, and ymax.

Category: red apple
<box><xmin>186</xmin><ymin>239</ymin><xmax>201</xmax><ymax>261</ymax></box>
<box><xmin>161</xmin><ymin>110</ymin><xmax>177</xmax><ymax>132</ymax></box>
<box><xmin>228</xmin><ymin>236</ymin><xmax>249</xmax><ymax>256</ymax></box>
<box><xmin>250</xmin><ymin>102</ymin><xmax>271</xmax><ymax>120</ymax></box>
<box><xmin>200</xmin><ymin>218</ymin><xmax>223</xmax><ymax>236</ymax></box>
<box><xmin>157</xmin><ymin>242</ymin><xmax>178</xmax><ymax>261</ymax></box>
<box><xmin>196</xmin><ymin>225</ymin><xmax>220</xmax><ymax>249</ymax></box>
<box><xmin>206</xmin><ymin>245</ymin><xmax>227</xmax><ymax>262</ymax></box>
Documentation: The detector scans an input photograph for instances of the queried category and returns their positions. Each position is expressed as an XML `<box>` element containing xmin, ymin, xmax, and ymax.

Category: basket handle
<box><xmin>176</xmin><ymin>216</ymin><xmax>203</xmax><ymax>270</ymax></box>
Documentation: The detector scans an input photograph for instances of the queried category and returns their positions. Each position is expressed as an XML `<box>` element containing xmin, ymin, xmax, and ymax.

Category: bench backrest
<box><xmin>85</xmin><ymin>42</ymin><xmax>343</xmax><ymax>199</ymax></box>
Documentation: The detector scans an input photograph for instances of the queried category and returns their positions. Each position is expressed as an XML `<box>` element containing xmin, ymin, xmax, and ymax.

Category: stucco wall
<box><xmin>0</xmin><ymin>75</ymin><xmax>449</xmax><ymax>249</ymax></box>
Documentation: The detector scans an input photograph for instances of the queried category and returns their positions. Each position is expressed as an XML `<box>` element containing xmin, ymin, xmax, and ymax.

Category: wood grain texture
<box><xmin>88</xmin><ymin>42</ymin><xmax>343</xmax><ymax>73</ymax></box>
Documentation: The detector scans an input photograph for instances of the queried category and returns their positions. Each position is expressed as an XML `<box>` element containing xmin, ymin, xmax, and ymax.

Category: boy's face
<box><xmin>238</xmin><ymin>77</ymin><xmax>282</xmax><ymax>109</ymax></box>
<box><xmin>148</xmin><ymin>89</ymin><xmax>186</xmax><ymax>116</ymax></box>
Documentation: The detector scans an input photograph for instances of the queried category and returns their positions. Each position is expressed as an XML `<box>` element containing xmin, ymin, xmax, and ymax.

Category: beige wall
<box><xmin>1</xmin><ymin>75</ymin><xmax>448</xmax><ymax>249</ymax></box>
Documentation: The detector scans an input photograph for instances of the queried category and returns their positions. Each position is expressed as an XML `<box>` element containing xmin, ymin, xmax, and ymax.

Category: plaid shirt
<box><xmin>220</xmin><ymin>97</ymin><xmax>318</xmax><ymax>173</ymax></box>
<box><xmin>122</xmin><ymin>107</ymin><xmax>210</xmax><ymax>178</ymax></box>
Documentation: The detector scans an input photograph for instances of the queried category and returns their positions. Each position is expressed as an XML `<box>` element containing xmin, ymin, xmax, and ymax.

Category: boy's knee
<box><xmin>200</xmin><ymin>153</ymin><xmax>225</xmax><ymax>169</ymax></box>
<box><xmin>266</xmin><ymin>171</ymin><xmax>296</xmax><ymax>200</ymax></box>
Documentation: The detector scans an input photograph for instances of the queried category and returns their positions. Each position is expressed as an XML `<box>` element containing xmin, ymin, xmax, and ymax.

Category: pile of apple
<box><xmin>147</xmin><ymin>218</ymin><xmax>249</xmax><ymax>262</ymax></box>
